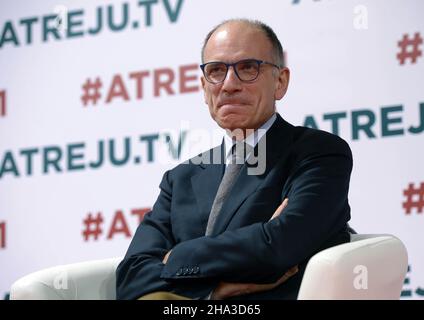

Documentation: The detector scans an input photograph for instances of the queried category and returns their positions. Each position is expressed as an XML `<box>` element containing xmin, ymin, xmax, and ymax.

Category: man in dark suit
<box><xmin>116</xmin><ymin>19</ymin><xmax>353</xmax><ymax>300</ymax></box>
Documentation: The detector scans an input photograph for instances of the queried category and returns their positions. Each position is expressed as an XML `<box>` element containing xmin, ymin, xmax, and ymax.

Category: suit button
<box><xmin>183</xmin><ymin>267</ymin><xmax>189</xmax><ymax>275</ymax></box>
<box><xmin>193</xmin><ymin>266</ymin><xmax>199</xmax><ymax>274</ymax></box>
<box><xmin>189</xmin><ymin>267</ymin><xmax>194</xmax><ymax>274</ymax></box>
<box><xmin>176</xmin><ymin>268</ymin><xmax>183</xmax><ymax>276</ymax></box>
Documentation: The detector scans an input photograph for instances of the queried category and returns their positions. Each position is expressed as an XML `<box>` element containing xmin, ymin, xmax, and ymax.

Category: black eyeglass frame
<box><xmin>200</xmin><ymin>58</ymin><xmax>281</xmax><ymax>84</ymax></box>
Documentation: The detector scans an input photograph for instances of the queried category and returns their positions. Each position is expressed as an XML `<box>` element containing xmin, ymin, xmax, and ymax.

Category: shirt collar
<box><xmin>223</xmin><ymin>113</ymin><xmax>277</xmax><ymax>161</ymax></box>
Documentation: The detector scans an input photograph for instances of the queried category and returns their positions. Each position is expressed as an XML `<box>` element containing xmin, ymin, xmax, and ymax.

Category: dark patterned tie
<box><xmin>205</xmin><ymin>142</ymin><xmax>250</xmax><ymax>236</ymax></box>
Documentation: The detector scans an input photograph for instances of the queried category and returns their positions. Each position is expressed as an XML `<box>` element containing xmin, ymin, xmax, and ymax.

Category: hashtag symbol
<box><xmin>397</xmin><ymin>32</ymin><xmax>423</xmax><ymax>65</ymax></box>
<box><xmin>402</xmin><ymin>182</ymin><xmax>424</xmax><ymax>214</ymax></box>
<box><xmin>82</xmin><ymin>213</ymin><xmax>104</xmax><ymax>241</ymax></box>
<box><xmin>81</xmin><ymin>78</ymin><xmax>102</xmax><ymax>106</ymax></box>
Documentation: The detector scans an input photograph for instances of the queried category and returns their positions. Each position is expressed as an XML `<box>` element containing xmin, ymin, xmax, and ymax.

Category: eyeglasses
<box><xmin>200</xmin><ymin>59</ymin><xmax>281</xmax><ymax>84</ymax></box>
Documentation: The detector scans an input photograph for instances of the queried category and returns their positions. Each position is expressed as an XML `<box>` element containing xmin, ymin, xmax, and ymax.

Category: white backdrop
<box><xmin>1</xmin><ymin>0</ymin><xmax>423</xmax><ymax>299</ymax></box>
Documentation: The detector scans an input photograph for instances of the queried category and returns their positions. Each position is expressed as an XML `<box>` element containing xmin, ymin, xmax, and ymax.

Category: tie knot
<box><xmin>230</xmin><ymin>142</ymin><xmax>252</xmax><ymax>164</ymax></box>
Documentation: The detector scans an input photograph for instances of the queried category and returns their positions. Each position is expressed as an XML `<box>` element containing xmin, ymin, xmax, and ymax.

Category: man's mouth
<box><xmin>220</xmin><ymin>103</ymin><xmax>245</xmax><ymax>107</ymax></box>
<box><xmin>218</xmin><ymin>99</ymin><xmax>248</xmax><ymax>108</ymax></box>
<box><xmin>218</xmin><ymin>103</ymin><xmax>247</xmax><ymax>117</ymax></box>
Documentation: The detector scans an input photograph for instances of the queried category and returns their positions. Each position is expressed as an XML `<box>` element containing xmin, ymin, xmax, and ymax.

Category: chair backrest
<box><xmin>297</xmin><ymin>234</ymin><xmax>408</xmax><ymax>299</ymax></box>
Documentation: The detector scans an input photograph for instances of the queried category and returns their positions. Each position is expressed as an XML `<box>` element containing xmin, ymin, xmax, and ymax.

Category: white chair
<box><xmin>10</xmin><ymin>234</ymin><xmax>408</xmax><ymax>300</ymax></box>
<box><xmin>297</xmin><ymin>234</ymin><xmax>408</xmax><ymax>299</ymax></box>
<box><xmin>10</xmin><ymin>257</ymin><xmax>121</xmax><ymax>300</ymax></box>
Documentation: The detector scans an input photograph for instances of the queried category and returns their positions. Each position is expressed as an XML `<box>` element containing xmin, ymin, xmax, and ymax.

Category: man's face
<box><xmin>201</xmin><ymin>22</ymin><xmax>290</xmax><ymax>133</ymax></box>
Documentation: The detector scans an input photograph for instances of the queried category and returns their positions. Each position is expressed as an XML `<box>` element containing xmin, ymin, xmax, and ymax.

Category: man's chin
<box><xmin>218</xmin><ymin>119</ymin><xmax>249</xmax><ymax>132</ymax></box>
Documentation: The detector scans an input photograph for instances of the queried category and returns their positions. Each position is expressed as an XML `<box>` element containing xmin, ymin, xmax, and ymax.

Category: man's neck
<box><xmin>224</xmin><ymin>112</ymin><xmax>277</xmax><ymax>142</ymax></box>
<box><xmin>223</xmin><ymin>112</ymin><xmax>277</xmax><ymax>160</ymax></box>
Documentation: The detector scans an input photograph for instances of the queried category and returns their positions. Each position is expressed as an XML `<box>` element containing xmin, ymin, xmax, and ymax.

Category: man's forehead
<box><xmin>214</xmin><ymin>28</ymin><xmax>229</xmax><ymax>41</ymax></box>
<box><xmin>211</xmin><ymin>22</ymin><xmax>262</xmax><ymax>41</ymax></box>
<box><xmin>204</xmin><ymin>23</ymin><xmax>270</xmax><ymax>59</ymax></box>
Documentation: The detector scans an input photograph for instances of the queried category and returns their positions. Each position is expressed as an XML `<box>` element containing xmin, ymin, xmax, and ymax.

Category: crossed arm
<box><xmin>162</xmin><ymin>198</ymin><xmax>299</xmax><ymax>299</ymax></box>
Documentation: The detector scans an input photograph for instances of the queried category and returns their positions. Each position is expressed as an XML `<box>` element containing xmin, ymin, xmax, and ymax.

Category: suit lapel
<box><xmin>191</xmin><ymin>143</ymin><xmax>225</xmax><ymax>226</ymax></box>
<box><xmin>210</xmin><ymin>114</ymin><xmax>295</xmax><ymax>236</ymax></box>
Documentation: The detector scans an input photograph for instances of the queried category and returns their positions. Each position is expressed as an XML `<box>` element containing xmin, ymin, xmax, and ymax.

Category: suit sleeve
<box><xmin>115</xmin><ymin>170</ymin><xmax>174</xmax><ymax>299</ymax></box>
<box><xmin>115</xmin><ymin>170</ymin><xmax>214</xmax><ymax>299</ymax></box>
<box><xmin>160</xmin><ymin>136</ymin><xmax>353</xmax><ymax>284</ymax></box>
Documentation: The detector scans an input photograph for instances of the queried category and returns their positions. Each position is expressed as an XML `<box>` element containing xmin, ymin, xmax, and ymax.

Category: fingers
<box><xmin>281</xmin><ymin>198</ymin><xmax>289</xmax><ymax>211</ymax></box>
<box><xmin>287</xmin><ymin>265</ymin><xmax>299</xmax><ymax>276</ymax></box>
<box><xmin>162</xmin><ymin>250</ymin><xmax>172</xmax><ymax>264</ymax></box>
<box><xmin>270</xmin><ymin>198</ymin><xmax>289</xmax><ymax>220</ymax></box>
<box><xmin>276</xmin><ymin>265</ymin><xmax>299</xmax><ymax>285</ymax></box>
<box><xmin>211</xmin><ymin>282</ymin><xmax>250</xmax><ymax>300</ymax></box>
<box><xmin>213</xmin><ymin>266</ymin><xmax>299</xmax><ymax>299</ymax></box>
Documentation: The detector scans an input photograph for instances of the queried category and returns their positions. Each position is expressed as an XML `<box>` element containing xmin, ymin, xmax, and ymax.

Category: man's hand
<box><xmin>211</xmin><ymin>198</ymin><xmax>298</xmax><ymax>300</ymax></box>
<box><xmin>211</xmin><ymin>265</ymin><xmax>298</xmax><ymax>300</ymax></box>
<box><xmin>270</xmin><ymin>198</ymin><xmax>289</xmax><ymax>220</ymax></box>
<box><xmin>163</xmin><ymin>250</ymin><xmax>172</xmax><ymax>264</ymax></box>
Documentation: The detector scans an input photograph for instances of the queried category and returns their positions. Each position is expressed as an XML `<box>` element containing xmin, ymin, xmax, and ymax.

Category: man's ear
<box><xmin>274</xmin><ymin>67</ymin><xmax>290</xmax><ymax>101</ymax></box>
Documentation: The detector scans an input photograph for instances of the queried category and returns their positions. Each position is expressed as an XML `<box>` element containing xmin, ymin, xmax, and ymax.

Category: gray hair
<box><xmin>201</xmin><ymin>19</ymin><xmax>285</xmax><ymax>67</ymax></box>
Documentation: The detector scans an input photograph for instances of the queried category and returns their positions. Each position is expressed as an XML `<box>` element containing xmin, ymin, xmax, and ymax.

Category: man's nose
<box><xmin>221</xmin><ymin>66</ymin><xmax>242</xmax><ymax>92</ymax></box>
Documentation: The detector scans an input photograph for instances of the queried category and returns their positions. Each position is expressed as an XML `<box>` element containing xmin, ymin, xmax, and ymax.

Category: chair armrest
<box><xmin>297</xmin><ymin>235</ymin><xmax>408</xmax><ymax>299</ymax></box>
<box><xmin>10</xmin><ymin>257</ymin><xmax>122</xmax><ymax>300</ymax></box>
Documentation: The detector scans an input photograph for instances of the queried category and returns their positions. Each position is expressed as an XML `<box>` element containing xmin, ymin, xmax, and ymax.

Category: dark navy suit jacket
<box><xmin>116</xmin><ymin>114</ymin><xmax>353</xmax><ymax>299</ymax></box>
